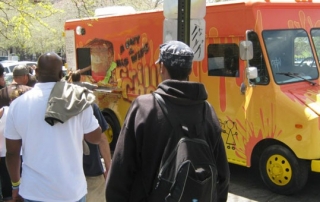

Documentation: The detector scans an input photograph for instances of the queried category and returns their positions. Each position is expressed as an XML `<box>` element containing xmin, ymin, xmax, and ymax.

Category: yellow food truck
<box><xmin>64</xmin><ymin>0</ymin><xmax>320</xmax><ymax>194</ymax></box>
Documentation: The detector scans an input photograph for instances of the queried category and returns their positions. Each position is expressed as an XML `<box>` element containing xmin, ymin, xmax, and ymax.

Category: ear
<box><xmin>160</xmin><ymin>63</ymin><xmax>170</xmax><ymax>80</ymax></box>
<box><xmin>160</xmin><ymin>62</ymin><xmax>166</xmax><ymax>74</ymax></box>
<box><xmin>35</xmin><ymin>68</ymin><xmax>39</xmax><ymax>77</ymax></box>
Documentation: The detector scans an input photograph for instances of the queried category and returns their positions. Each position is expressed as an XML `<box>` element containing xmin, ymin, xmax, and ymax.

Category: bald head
<box><xmin>36</xmin><ymin>52</ymin><xmax>63</xmax><ymax>82</ymax></box>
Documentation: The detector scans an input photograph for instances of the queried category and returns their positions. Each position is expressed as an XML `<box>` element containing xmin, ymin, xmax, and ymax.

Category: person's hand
<box><xmin>104</xmin><ymin>165</ymin><xmax>110</xmax><ymax>179</ymax></box>
<box><xmin>104</xmin><ymin>169</ymin><xmax>108</xmax><ymax>179</ymax></box>
<box><xmin>12</xmin><ymin>188</ymin><xmax>23</xmax><ymax>202</ymax></box>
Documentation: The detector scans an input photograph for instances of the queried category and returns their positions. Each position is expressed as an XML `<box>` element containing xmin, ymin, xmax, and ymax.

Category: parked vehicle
<box><xmin>64</xmin><ymin>0</ymin><xmax>320</xmax><ymax>195</ymax></box>
<box><xmin>0</xmin><ymin>56</ymin><xmax>8</xmax><ymax>61</ymax></box>
<box><xmin>1</xmin><ymin>61</ymin><xmax>37</xmax><ymax>74</ymax></box>
<box><xmin>17</xmin><ymin>61</ymin><xmax>37</xmax><ymax>75</ymax></box>
<box><xmin>1</xmin><ymin>62</ymin><xmax>19</xmax><ymax>74</ymax></box>
<box><xmin>4</xmin><ymin>73</ymin><xmax>13</xmax><ymax>86</ymax></box>
<box><xmin>18</xmin><ymin>61</ymin><xmax>37</xmax><ymax>67</ymax></box>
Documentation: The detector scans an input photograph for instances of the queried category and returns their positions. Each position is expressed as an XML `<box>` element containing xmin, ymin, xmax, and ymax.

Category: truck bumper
<box><xmin>311</xmin><ymin>159</ymin><xmax>320</xmax><ymax>172</ymax></box>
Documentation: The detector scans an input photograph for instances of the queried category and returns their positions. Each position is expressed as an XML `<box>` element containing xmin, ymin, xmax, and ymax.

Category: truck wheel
<box><xmin>259</xmin><ymin>145</ymin><xmax>309</xmax><ymax>195</ymax></box>
<box><xmin>104</xmin><ymin>113</ymin><xmax>121</xmax><ymax>153</ymax></box>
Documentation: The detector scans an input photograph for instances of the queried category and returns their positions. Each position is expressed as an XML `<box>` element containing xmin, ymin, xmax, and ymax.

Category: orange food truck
<box><xmin>64</xmin><ymin>0</ymin><xmax>320</xmax><ymax>195</ymax></box>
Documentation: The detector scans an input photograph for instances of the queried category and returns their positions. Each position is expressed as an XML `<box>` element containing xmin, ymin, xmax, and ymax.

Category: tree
<box><xmin>0</xmin><ymin>0</ymin><xmax>62</xmax><ymax>59</ymax></box>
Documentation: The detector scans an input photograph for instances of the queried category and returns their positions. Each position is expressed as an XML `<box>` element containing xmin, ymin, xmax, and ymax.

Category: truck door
<box><xmin>242</xmin><ymin>30</ymin><xmax>272</xmax><ymax>166</ymax></box>
<box><xmin>204</xmin><ymin>39</ymin><xmax>247</xmax><ymax>166</ymax></box>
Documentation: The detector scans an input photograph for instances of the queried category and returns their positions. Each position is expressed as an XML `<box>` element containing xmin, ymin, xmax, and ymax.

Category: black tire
<box><xmin>104</xmin><ymin>113</ymin><xmax>121</xmax><ymax>153</ymax></box>
<box><xmin>259</xmin><ymin>145</ymin><xmax>309</xmax><ymax>195</ymax></box>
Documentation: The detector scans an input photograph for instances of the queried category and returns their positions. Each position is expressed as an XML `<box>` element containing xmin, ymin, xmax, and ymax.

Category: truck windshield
<box><xmin>263</xmin><ymin>29</ymin><xmax>318</xmax><ymax>84</ymax></box>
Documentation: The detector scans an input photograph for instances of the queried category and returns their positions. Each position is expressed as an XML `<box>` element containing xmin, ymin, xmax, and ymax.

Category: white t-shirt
<box><xmin>4</xmin><ymin>82</ymin><xmax>99</xmax><ymax>202</ymax></box>
<box><xmin>0</xmin><ymin>106</ymin><xmax>8</xmax><ymax>157</ymax></box>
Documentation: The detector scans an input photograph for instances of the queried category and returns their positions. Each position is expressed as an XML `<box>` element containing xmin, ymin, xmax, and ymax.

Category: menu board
<box><xmin>65</xmin><ymin>30</ymin><xmax>77</xmax><ymax>71</ymax></box>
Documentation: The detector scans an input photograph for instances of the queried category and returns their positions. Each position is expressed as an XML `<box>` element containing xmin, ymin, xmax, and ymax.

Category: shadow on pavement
<box><xmin>228</xmin><ymin>163</ymin><xmax>320</xmax><ymax>202</ymax></box>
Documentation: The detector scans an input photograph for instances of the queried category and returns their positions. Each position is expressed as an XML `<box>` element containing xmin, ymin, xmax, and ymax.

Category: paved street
<box><xmin>227</xmin><ymin>164</ymin><xmax>320</xmax><ymax>202</ymax></box>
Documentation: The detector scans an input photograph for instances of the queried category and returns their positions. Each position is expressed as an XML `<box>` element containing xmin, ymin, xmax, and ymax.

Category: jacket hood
<box><xmin>156</xmin><ymin>80</ymin><xmax>208</xmax><ymax>104</ymax></box>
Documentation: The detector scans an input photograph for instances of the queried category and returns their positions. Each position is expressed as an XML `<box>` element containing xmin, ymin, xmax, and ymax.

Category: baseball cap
<box><xmin>155</xmin><ymin>40</ymin><xmax>194</xmax><ymax>69</ymax></box>
<box><xmin>13</xmin><ymin>65</ymin><xmax>29</xmax><ymax>77</ymax></box>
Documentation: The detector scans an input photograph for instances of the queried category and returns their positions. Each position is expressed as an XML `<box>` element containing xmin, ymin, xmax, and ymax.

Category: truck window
<box><xmin>207</xmin><ymin>43</ymin><xmax>239</xmax><ymax>77</ymax></box>
<box><xmin>0</xmin><ymin>56</ymin><xmax>8</xmax><ymax>61</ymax></box>
<box><xmin>76</xmin><ymin>48</ymin><xmax>91</xmax><ymax>75</ymax></box>
<box><xmin>248</xmin><ymin>31</ymin><xmax>269</xmax><ymax>85</ymax></box>
<box><xmin>263</xmin><ymin>29</ymin><xmax>318</xmax><ymax>84</ymax></box>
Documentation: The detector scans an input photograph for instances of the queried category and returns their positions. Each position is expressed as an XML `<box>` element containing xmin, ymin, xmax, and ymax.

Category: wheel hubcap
<box><xmin>266</xmin><ymin>154</ymin><xmax>292</xmax><ymax>186</ymax></box>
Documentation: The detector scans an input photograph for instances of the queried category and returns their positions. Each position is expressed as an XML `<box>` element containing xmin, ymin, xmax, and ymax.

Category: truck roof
<box><xmin>66</xmin><ymin>0</ymin><xmax>320</xmax><ymax>23</ymax></box>
<box><xmin>94</xmin><ymin>6</ymin><xmax>136</xmax><ymax>17</ymax></box>
<box><xmin>65</xmin><ymin>6</ymin><xmax>163</xmax><ymax>23</ymax></box>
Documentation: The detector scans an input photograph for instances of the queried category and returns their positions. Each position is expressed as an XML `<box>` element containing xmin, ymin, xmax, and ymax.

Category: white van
<box><xmin>1</xmin><ymin>62</ymin><xmax>19</xmax><ymax>73</ymax></box>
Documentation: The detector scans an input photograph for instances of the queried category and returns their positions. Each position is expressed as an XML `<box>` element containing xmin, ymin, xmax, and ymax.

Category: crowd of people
<box><xmin>0</xmin><ymin>53</ymin><xmax>111</xmax><ymax>202</ymax></box>
<box><xmin>0</xmin><ymin>40</ymin><xmax>230</xmax><ymax>202</ymax></box>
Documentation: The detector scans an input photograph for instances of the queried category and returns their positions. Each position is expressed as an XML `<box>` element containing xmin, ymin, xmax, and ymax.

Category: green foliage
<box><xmin>0</xmin><ymin>0</ymin><xmax>62</xmax><ymax>59</ymax></box>
<box><xmin>0</xmin><ymin>1</ymin><xmax>60</xmax><ymax>39</ymax></box>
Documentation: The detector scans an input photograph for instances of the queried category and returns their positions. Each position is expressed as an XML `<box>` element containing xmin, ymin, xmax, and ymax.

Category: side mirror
<box><xmin>240</xmin><ymin>41</ymin><xmax>253</xmax><ymax>60</ymax></box>
<box><xmin>246</xmin><ymin>67</ymin><xmax>258</xmax><ymax>79</ymax></box>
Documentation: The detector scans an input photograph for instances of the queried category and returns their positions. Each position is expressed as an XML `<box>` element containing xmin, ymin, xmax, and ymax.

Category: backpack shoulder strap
<box><xmin>153</xmin><ymin>92</ymin><xmax>180</xmax><ymax>128</ymax></box>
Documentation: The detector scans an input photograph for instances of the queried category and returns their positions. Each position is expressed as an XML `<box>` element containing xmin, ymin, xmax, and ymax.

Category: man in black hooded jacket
<box><xmin>106</xmin><ymin>40</ymin><xmax>230</xmax><ymax>202</ymax></box>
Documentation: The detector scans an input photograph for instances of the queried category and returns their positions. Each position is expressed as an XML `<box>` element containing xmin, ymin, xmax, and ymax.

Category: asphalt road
<box><xmin>227</xmin><ymin>164</ymin><xmax>320</xmax><ymax>202</ymax></box>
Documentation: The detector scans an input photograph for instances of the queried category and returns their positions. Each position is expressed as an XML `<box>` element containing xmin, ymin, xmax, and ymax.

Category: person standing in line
<box><xmin>6</xmin><ymin>64</ymin><xmax>36</xmax><ymax>88</ymax></box>
<box><xmin>71</xmin><ymin>70</ymin><xmax>112</xmax><ymax>202</ymax></box>
<box><xmin>106</xmin><ymin>40</ymin><xmax>230</xmax><ymax>201</ymax></box>
<box><xmin>0</xmin><ymin>64</ymin><xmax>5</xmax><ymax>89</ymax></box>
<box><xmin>83</xmin><ymin>103</ymin><xmax>111</xmax><ymax>202</ymax></box>
<box><xmin>0</xmin><ymin>65</ymin><xmax>32</xmax><ymax>108</ymax></box>
<box><xmin>0</xmin><ymin>64</ymin><xmax>31</xmax><ymax>202</ymax></box>
<box><xmin>0</xmin><ymin>85</ymin><xmax>31</xmax><ymax>202</ymax></box>
<box><xmin>4</xmin><ymin>52</ymin><xmax>102</xmax><ymax>202</ymax></box>
<box><xmin>0</xmin><ymin>63</ymin><xmax>6</xmax><ymax>202</ymax></box>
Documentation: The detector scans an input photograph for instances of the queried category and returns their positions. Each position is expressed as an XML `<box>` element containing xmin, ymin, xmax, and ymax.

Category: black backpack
<box><xmin>149</xmin><ymin>93</ymin><xmax>218</xmax><ymax>202</ymax></box>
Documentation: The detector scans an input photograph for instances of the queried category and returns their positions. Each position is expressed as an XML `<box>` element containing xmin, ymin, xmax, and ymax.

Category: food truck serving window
<box><xmin>207</xmin><ymin>43</ymin><xmax>239</xmax><ymax>77</ymax></box>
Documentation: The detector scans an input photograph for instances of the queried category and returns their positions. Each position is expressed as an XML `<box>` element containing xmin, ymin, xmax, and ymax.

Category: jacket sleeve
<box><xmin>215</xmin><ymin>136</ymin><xmax>230</xmax><ymax>202</ymax></box>
<box><xmin>105</xmin><ymin>101</ymin><xmax>139</xmax><ymax>202</ymax></box>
